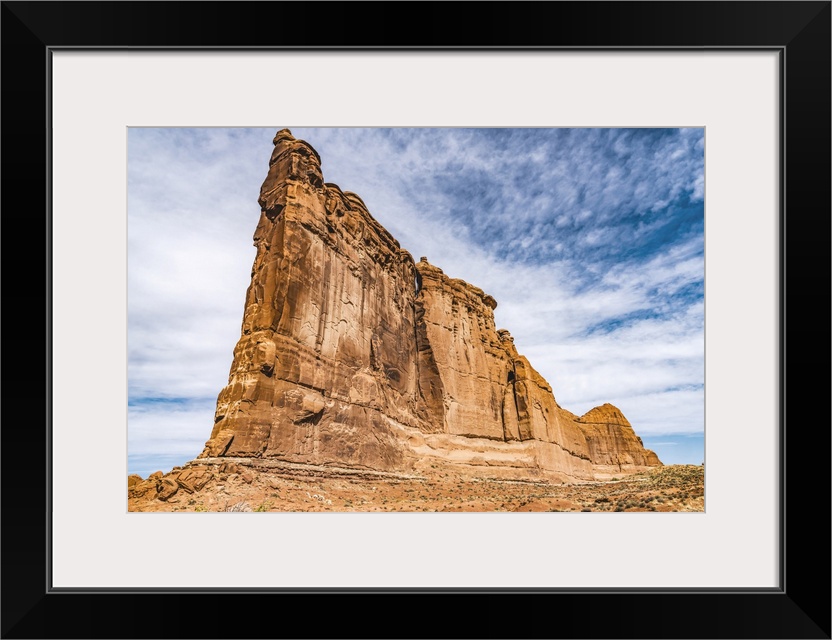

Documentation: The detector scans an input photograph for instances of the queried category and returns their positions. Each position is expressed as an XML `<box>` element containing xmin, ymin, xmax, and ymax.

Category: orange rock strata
<box><xmin>198</xmin><ymin>129</ymin><xmax>660</xmax><ymax>482</ymax></box>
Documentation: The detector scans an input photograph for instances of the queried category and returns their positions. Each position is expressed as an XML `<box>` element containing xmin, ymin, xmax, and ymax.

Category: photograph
<box><xmin>4</xmin><ymin>0</ymin><xmax>827</xmax><ymax>634</ymax></box>
<box><xmin>127</xmin><ymin>127</ymin><xmax>705</xmax><ymax>513</ymax></box>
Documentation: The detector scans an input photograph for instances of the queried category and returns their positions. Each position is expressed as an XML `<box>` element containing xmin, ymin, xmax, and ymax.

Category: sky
<box><xmin>128</xmin><ymin>128</ymin><xmax>705</xmax><ymax>477</ymax></box>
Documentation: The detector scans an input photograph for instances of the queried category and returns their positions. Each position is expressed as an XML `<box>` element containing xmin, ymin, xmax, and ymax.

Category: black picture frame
<box><xmin>2</xmin><ymin>2</ymin><xmax>829</xmax><ymax>638</ymax></box>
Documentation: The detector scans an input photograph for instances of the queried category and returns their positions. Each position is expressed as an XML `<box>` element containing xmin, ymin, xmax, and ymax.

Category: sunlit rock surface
<box><xmin>199</xmin><ymin>129</ymin><xmax>661</xmax><ymax>481</ymax></box>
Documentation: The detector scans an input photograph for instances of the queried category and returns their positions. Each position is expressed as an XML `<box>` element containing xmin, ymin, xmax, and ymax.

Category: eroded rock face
<box><xmin>198</xmin><ymin>129</ymin><xmax>660</xmax><ymax>480</ymax></box>
<box><xmin>576</xmin><ymin>404</ymin><xmax>662</xmax><ymax>477</ymax></box>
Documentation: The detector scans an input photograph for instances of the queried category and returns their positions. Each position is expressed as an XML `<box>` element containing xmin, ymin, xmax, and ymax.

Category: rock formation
<box><xmin>198</xmin><ymin>129</ymin><xmax>660</xmax><ymax>481</ymax></box>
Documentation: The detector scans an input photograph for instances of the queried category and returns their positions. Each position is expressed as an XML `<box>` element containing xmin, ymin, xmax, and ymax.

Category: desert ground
<box><xmin>128</xmin><ymin>460</ymin><xmax>704</xmax><ymax>513</ymax></box>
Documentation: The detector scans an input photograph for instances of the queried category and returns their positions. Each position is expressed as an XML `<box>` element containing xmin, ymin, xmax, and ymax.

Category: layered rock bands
<box><xmin>199</xmin><ymin>129</ymin><xmax>661</xmax><ymax>481</ymax></box>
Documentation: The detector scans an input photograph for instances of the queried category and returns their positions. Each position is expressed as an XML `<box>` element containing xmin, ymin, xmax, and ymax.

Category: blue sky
<box><xmin>128</xmin><ymin>128</ymin><xmax>705</xmax><ymax>477</ymax></box>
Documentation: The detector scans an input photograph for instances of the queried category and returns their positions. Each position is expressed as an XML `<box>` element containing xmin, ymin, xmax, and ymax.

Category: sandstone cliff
<box><xmin>199</xmin><ymin>129</ymin><xmax>660</xmax><ymax>481</ymax></box>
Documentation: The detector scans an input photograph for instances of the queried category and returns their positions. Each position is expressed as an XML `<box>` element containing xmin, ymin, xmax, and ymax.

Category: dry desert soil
<box><xmin>128</xmin><ymin>461</ymin><xmax>704</xmax><ymax>513</ymax></box>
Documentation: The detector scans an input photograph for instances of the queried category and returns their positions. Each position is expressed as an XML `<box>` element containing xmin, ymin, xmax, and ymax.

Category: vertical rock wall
<box><xmin>204</xmin><ymin>130</ymin><xmax>431</xmax><ymax>471</ymax></box>
<box><xmin>200</xmin><ymin>129</ymin><xmax>661</xmax><ymax>480</ymax></box>
<box><xmin>413</xmin><ymin>260</ymin><xmax>511</xmax><ymax>441</ymax></box>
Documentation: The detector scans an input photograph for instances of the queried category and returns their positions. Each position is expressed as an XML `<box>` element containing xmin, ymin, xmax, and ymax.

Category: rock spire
<box><xmin>199</xmin><ymin>130</ymin><xmax>661</xmax><ymax>481</ymax></box>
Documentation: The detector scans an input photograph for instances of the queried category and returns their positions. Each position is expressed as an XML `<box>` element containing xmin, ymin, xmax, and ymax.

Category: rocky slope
<box><xmin>196</xmin><ymin>129</ymin><xmax>660</xmax><ymax>484</ymax></box>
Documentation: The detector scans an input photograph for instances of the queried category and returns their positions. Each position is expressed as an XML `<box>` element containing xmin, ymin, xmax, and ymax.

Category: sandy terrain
<box><xmin>128</xmin><ymin>461</ymin><xmax>704</xmax><ymax>513</ymax></box>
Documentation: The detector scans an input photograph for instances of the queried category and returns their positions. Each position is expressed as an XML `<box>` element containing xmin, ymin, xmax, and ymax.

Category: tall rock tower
<box><xmin>199</xmin><ymin>130</ymin><xmax>661</xmax><ymax>481</ymax></box>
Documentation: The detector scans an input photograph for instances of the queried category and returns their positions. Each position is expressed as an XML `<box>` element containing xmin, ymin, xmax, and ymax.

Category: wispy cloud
<box><xmin>128</xmin><ymin>127</ymin><xmax>704</xmax><ymax>472</ymax></box>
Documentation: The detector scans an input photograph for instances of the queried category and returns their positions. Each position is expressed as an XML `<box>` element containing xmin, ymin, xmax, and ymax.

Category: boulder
<box><xmin>156</xmin><ymin>477</ymin><xmax>179</xmax><ymax>501</ymax></box>
<box><xmin>176</xmin><ymin>467</ymin><xmax>213</xmax><ymax>493</ymax></box>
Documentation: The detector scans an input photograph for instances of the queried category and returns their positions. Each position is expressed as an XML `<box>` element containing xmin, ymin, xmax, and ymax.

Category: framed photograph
<box><xmin>3</xmin><ymin>2</ymin><xmax>829</xmax><ymax>638</ymax></box>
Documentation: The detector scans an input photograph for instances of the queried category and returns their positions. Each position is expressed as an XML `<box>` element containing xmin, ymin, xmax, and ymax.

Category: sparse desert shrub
<box><xmin>226</xmin><ymin>501</ymin><xmax>252</xmax><ymax>512</ymax></box>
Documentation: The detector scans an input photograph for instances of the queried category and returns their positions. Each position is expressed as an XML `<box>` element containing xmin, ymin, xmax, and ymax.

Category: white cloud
<box><xmin>128</xmin><ymin>401</ymin><xmax>214</xmax><ymax>457</ymax></box>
